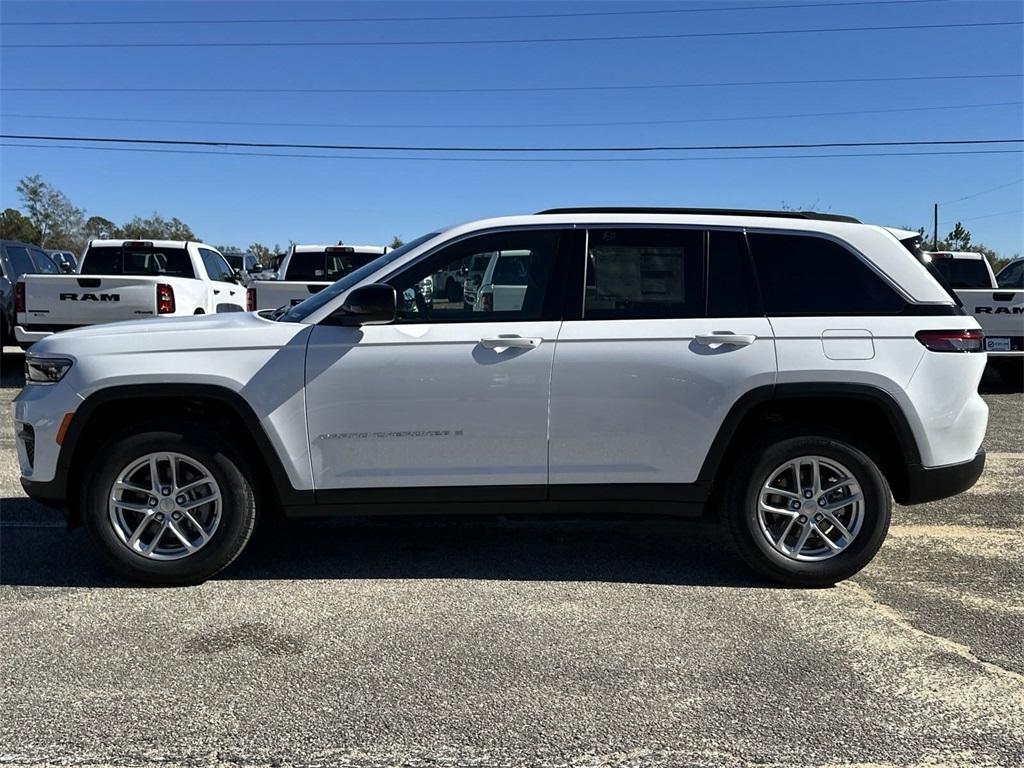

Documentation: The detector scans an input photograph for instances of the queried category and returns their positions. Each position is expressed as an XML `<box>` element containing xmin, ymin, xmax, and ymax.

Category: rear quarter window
<box><xmin>82</xmin><ymin>246</ymin><xmax>195</xmax><ymax>278</ymax></box>
<box><xmin>748</xmin><ymin>232</ymin><xmax>906</xmax><ymax>316</ymax></box>
<box><xmin>929</xmin><ymin>258</ymin><xmax>992</xmax><ymax>289</ymax></box>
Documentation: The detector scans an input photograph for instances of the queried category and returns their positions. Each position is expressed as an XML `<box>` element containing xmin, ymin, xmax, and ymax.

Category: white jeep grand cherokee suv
<box><xmin>14</xmin><ymin>208</ymin><xmax>988</xmax><ymax>586</ymax></box>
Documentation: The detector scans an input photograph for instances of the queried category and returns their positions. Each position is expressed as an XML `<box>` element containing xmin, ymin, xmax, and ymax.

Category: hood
<box><xmin>30</xmin><ymin>311</ymin><xmax>307</xmax><ymax>357</ymax></box>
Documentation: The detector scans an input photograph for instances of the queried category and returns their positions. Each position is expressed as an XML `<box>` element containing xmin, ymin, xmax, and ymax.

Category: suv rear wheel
<box><xmin>82</xmin><ymin>422</ymin><xmax>257</xmax><ymax>585</ymax></box>
<box><xmin>724</xmin><ymin>435</ymin><xmax>891</xmax><ymax>586</ymax></box>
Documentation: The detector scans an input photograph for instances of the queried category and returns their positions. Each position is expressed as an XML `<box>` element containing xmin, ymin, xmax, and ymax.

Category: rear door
<box><xmin>548</xmin><ymin>227</ymin><xmax>776</xmax><ymax>494</ymax></box>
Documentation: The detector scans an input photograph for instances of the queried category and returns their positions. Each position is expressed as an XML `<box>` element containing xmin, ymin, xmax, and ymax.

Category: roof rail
<box><xmin>534</xmin><ymin>206</ymin><xmax>861</xmax><ymax>224</ymax></box>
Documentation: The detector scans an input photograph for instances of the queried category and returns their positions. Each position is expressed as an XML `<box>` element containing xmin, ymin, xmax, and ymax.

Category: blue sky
<box><xmin>1</xmin><ymin>0</ymin><xmax>1022</xmax><ymax>255</ymax></box>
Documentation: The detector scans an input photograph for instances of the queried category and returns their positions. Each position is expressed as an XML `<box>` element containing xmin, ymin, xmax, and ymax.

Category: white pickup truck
<box><xmin>15</xmin><ymin>239</ymin><xmax>246</xmax><ymax>347</ymax></box>
<box><xmin>246</xmin><ymin>244</ymin><xmax>388</xmax><ymax>311</ymax></box>
<box><xmin>925</xmin><ymin>250</ymin><xmax>1024</xmax><ymax>387</ymax></box>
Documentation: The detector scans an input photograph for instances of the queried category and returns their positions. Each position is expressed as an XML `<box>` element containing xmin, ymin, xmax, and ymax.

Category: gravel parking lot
<box><xmin>1</xmin><ymin>347</ymin><xmax>1021</xmax><ymax>768</ymax></box>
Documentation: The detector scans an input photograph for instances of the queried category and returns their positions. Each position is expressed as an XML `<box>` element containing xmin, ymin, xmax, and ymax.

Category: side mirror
<box><xmin>59</xmin><ymin>261</ymin><xmax>75</xmax><ymax>274</ymax></box>
<box><xmin>329</xmin><ymin>283</ymin><xmax>396</xmax><ymax>326</ymax></box>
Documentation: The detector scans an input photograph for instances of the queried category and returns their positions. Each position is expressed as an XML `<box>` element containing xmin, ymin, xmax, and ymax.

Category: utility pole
<box><xmin>933</xmin><ymin>203</ymin><xmax>939</xmax><ymax>250</ymax></box>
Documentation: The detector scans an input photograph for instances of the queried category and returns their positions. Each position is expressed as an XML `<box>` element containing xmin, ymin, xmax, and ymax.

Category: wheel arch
<box><xmin>59</xmin><ymin>383</ymin><xmax>310</xmax><ymax>526</ymax></box>
<box><xmin>699</xmin><ymin>383</ymin><xmax>922</xmax><ymax>506</ymax></box>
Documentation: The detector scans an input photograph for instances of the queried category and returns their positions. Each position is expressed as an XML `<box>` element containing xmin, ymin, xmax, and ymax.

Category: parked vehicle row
<box><xmin>921</xmin><ymin>249</ymin><xmax>1024</xmax><ymax>386</ymax></box>
<box><xmin>14</xmin><ymin>207</ymin><xmax>988</xmax><ymax>588</ymax></box>
<box><xmin>14</xmin><ymin>240</ymin><xmax>247</xmax><ymax>346</ymax></box>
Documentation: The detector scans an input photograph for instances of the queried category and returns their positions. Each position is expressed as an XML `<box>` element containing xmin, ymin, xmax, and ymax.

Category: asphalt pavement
<box><xmin>1</xmin><ymin>347</ymin><xmax>1021</xmax><ymax>768</ymax></box>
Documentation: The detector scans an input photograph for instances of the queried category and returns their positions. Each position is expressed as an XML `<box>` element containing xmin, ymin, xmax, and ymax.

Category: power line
<box><xmin>2</xmin><ymin>142</ymin><xmax>1019</xmax><ymax>163</ymax></box>
<box><xmin>940</xmin><ymin>178</ymin><xmax>1024</xmax><ymax>205</ymax></box>
<box><xmin>0</xmin><ymin>0</ymin><xmax>951</xmax><ymax>26</ymax></box>
<box><xmin>5</xmin><ymin>73</ymin><xmax>1019</xmax><ymax>95</ymax></box>
<box><xmin>2</xmin><ymin>20</ymin><xmax>1020</xmax><ymax>48</ymax></box>
<box><xmin>2</xmin><ymin>100</ymin><xmax>1020</xmax><ymax>131</ymax></box>
<box><xmin>939</xmin><ymin>209</ymin><xmax>1024</xmax><ymax>226</ymax></box>
<box><xmin>3</xmin><ymin>133</ymin><xmax>1021</xmax><ymax>154</ymax></box>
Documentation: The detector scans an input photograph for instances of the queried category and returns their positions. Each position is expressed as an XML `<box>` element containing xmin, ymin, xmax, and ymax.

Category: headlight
<box><xmin>24</xmin><ymin>356</ymin><xmax>74</xmax><ymax>384</ymax></box>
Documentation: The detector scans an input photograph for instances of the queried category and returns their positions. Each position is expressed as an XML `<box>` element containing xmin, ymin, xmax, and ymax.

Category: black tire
<box><xmin>723</xmin><ymin>434</ymin><xmax>891</xmax><ymax>587</ymax></box>
<box><xmin>994</xmin><ymin>359</ymin><xmax>1024</xmax><ymax>391</ymax></box>
<box><xmin>81</xmin><ymin>421</ymin><xmax>257</xmax><ymax>585</ymax></box>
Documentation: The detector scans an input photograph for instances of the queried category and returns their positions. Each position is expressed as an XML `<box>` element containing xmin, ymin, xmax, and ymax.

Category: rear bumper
<box><xmin>901</xmin><ymin>450</ymin><xmax>985</xmax><ymax>505</ymax></box>
<box><xmin>14</xmin><ymin>326</ymin><xmax>52</xmax><ymax>345</ymax></box>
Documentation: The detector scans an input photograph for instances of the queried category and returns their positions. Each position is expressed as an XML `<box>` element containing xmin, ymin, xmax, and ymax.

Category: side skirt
<box><xmin>284</xmin><ymin>483</ymin><xmax>710</xmax><ymax>519</ymax></box>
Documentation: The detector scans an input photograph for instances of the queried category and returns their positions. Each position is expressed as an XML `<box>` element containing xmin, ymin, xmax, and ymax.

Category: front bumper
<box><xmin>901</xmin><ymin>450</ymin><xmax>986</xmax><ymax>505</ymax></box>
<box><xmin>21</xmin><ymin>476</ymin><xmax>69</xmax><ymax>511</ymax></box>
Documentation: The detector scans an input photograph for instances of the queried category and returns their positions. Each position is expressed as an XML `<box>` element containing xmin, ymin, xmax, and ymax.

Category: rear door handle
<box><xmin>480</xmin><ymin>335</ymin><xmax>542</xmax><ymax>353</ymax></box>
<box><xmin>213</xmin><ymin>289</ymin><xmax>221</xmax><ymax>295</ymax></box>
<box><xmin>694</xmin><ymin>332</ymin><xmax>757</xmax><ymax>347</ymax></box>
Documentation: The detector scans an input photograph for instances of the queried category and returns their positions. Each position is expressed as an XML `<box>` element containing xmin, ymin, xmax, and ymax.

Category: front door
<box><xmin>304</xmin><ymin>228</ymin><xmax>579</xmax><ymax>496</ymax></box>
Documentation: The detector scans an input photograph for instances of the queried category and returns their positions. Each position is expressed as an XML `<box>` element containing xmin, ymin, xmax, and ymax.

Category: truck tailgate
<box><xmin>955</xmin><ymin>288</ymin><xmax>1024</xmax><ymax>353</ymax></box>
<box><xmin>250</xmin><ymin>280</ymin><xmax>329</xmax><ymax>310</ymax></box>
<box><xmin>18</xmin><ymin>274</ymin><xmax>161</xmax><ymax>329</ymax></box>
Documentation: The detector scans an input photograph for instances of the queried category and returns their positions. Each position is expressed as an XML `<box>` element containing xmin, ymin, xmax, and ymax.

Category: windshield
<box><xmin>224</xmin><ymin>253</ymin><xmax>243</xmax><ymax>269</ymax></box>
<box><xmin>285</xmin><ymin>250</ymin><xmax>381</xmax><ymax>281</ymax></box>
<box><xmin>929</xmin><ymin>257</ymin><xmax>992</xmax><ymax>289</ymax></box>
<box><xmin>279</xmin><ymin>232</ymin><xmax>441</xmax><ymax>322</ymax></box>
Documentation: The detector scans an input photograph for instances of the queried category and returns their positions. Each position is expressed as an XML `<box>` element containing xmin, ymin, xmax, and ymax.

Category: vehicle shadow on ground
<box><xmin>0</xmin><ymin>496</ymin><xmax>770</xmax><ymax>589</ymax></box>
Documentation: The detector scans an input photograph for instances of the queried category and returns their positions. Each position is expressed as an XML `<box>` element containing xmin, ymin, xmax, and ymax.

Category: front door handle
<box><xmin>694</xmin><ymin>332</ymin><xmax>757</xmax><ymax>347</ymax></box>
<box><xmin>213</xmin><ymin>289</ymin><xmax>221</xmax><ymax>295</ymax></box>
<box><xmin>480</xmin><ymin>335</ymin><xmax>542</xmax><ymax>353</ymax></box>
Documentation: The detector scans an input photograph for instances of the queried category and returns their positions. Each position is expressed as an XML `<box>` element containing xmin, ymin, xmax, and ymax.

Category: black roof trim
<box><xmin>534</xmin><ymin>207</ymin><xmax>861</xmax><ymax>224</ymax></box>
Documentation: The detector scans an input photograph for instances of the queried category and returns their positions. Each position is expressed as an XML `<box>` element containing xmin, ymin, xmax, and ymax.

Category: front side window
<box><xmin>199</xmin><ymin>248</ymin><xmax>233</xmax><ymax>281</ymax></box>
<box><xmin>748</xmin><ymin>232</ymin><xmax>906</xmax><ymax>315</ymax></box>
<box><xmin>5</xmin><ymin>246</ymin><xmax>36</xmax><ymax>279</ymax></box>
<box><xmin>584</xmin><ymin>228</ymin><xmax>704</xmax><ymax>319</ymax></box>
<box><xmin>389</xmin><ymin>229</ymin><xmax>564</xmax><ymax>323</ymax></box>
<box><xmin>29</xmin><ymin>249</ymin><xmax>60</xmax><ymax>274</ymax></box>
<box><xmin>82</xmin><ymin>246</ymin><xmax>196</xmax><ymax>278</ymax></box>
<box><xmin>997</xmin><ymin>260</ymin><xmax>1024</xmax><ymax>289</ymax></box>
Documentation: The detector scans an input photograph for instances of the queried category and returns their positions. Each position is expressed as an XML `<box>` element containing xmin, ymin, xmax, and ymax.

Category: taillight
<box><xmin>156</xmin><ymin>283</ymin><xmax>175</xmax><ymax>314</ymax></box>
<box><xmin>480</xmin><ymin>292</ymin><xmax>493</xmax><ymax>312</ymax></box>
<box><xmin>246</xmin><ymin>287</ymin><xmax>256</xmax><ymax>311</ymax></box>
<box><xmin>15</xmin><ymin>281</ymin><xmax>25</xmax><ymax>313</ymax></box>
<box><xmin>915</xmin><ymin>329</ymin><xmax>984</xmax><ymax>352</ymax></box>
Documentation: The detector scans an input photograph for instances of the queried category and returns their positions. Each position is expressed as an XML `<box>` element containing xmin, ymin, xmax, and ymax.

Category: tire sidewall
<box><xmin>731</xmin><ymin>436</ymin><xmax>891</xmax><ymax>585</ymax></box>
<box><xmin>83</xmin><ymin>427</ymin><xmax>255</xmax><ymax>585</ymax></box>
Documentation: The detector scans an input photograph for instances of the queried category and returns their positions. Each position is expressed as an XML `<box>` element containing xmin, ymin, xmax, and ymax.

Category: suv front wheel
<box><xmin>724</xmin><ymin>435</ymin><xmax>891</xmax><ymax>586</ymax></box>
<box><xmin>82</xmin><ymin>422</ymin><xmax>257</xmax><ymax>585</ymax></box>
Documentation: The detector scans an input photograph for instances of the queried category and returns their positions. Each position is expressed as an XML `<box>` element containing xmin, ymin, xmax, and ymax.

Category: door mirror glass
<box><xmin>328</xmin><ymin>283</ymin><xmax>397</xmax><ymax>326</ymax></box>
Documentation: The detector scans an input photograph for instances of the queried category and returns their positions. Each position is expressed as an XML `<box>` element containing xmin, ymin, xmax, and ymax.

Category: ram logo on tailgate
<box><xmin>975</xmin><ymin>306</ymin><xmax>1023</xmax><ymax>314</ymax></box>
<box><xmin>59</xmin><ymin>292</ymin><xmax>120</xmax><ymax>302</ymax></box>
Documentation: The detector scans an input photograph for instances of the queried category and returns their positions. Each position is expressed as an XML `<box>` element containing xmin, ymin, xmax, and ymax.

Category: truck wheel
<box><xmin>723</xmin><ymin>435</ymin><xmax>891</xmax><ymax>587</ymax></box>
<box><xmin>994</xmin><ymin>359</ymin><xmax>1024</xmax><ymax>391</ymax></box>
<box><xmin>81</xmin><ymin>422</ymin><xmax>257</xmax><ymax>585</ymax></box>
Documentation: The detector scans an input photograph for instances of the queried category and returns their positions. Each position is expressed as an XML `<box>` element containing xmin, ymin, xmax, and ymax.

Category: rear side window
<box><xmin>5</xmin><ymin>246</ymin><xmax>37</xmax><ymax>278</ymax></box>
<box><xmin>584</xmin><ymin>228</ymin><xmax>704</xmax><ymax>319</ymax></box>
<box><xmin>707</xmin><ymin>230</ymin><xmax>761</xmax><ymax>317</ymax></box>
<box><xmin>82</xmin><ymin>246</ymin><xmax>195</xmax><ymax>278</ymax></box>
<box><xmin>929</xmin><ymin>257</ymin><xmax>992</xmax><ymax>289</ymax></box>
<box><xmin>748</xmin><ymin>233</ymin><xmax>906</xmax><ymax>315</ymax></box>
<box><xmin>199</xmin><ymin>248</ymin><xmax>233</xmax><ymax>281</ymax></box>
